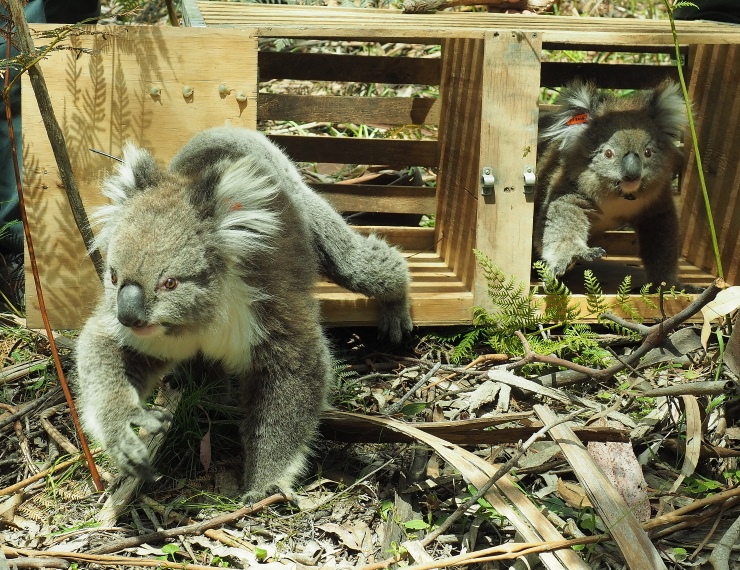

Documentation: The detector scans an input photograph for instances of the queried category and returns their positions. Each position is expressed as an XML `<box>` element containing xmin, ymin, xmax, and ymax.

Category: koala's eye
<box><xmin>604</xmin><ymin>149</ymin><xmax>615</xmax><ymax>159</ymax></box>
<box><xmin>162</xmin><ymin>277</ymin><xmax>178</xmax><ymax>291</ymax></box>
<box><xmin>644</xmin><ymin>148</ymin><xmax>653</xmax><ymax>158</ymax></box>
<box><xmin>110</xmin><ymin>271</ymin><xmax>118</xmax><ymax>285</ymax></box>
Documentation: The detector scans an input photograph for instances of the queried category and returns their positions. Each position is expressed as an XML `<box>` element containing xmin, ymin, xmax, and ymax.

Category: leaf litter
<box><xmin>2</xmin><ymin>1</ymin><xmax>740</xmax><ymax>568</ymax></box>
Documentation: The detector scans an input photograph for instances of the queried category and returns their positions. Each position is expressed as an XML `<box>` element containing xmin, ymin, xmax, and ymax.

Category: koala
<box><xmin>74</xmin><ymin>126</ymin><xmax>412</xmax><ymax>499</ymax></box>
<box><xmin>533</xmin><ymin>80</ymin><xmax>688</xmax><ymax>288</ymax></box>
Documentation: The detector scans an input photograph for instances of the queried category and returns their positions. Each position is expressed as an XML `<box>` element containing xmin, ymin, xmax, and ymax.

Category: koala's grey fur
<box><xmin>534</xmin><ymin>80</ymin><xmax>688</xmax><ymax>287</ymax></box>
<box><xmin>74</xmin><ymin>126</ymin><xmax>412</xmax><ymax>498</ymax></box>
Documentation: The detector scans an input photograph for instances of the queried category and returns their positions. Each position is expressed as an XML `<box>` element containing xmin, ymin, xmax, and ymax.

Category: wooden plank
<box><xmin>311</xmin><ymin>184</ymin><xmax>436</xmax><ymax>215</ymax></box>
<box><xmin>259</xmin><ymin>51</ymin><xmax>441</xmax><ymax>84</ymax></box>
<box><xmin>268</xmin><ymin>135</ymin><xmax>439</xmax><ymax>166</ymax></box>
<box><xmin>474</xmin><ymin>30</ymin><xmax>541</xmax><ymax>310</ymax></box>
<box><xmin>23</xmin><ymin>25</ymin><xmax>260</xmax><ymax>329</ymax></box>
<box><xmin>353</xmin><ymin>226</ymin><xmax>435</xmax><ymax>251</ymax></box>
<box><xmin>258</xmin><ymin>93</ymin><xmax>440</xmax><ymax>126</ymax></box>
<box><xmin>680</xmin><ymin>44</ymin><xmax>740</xmax><ymax>285</ymax></box>
<box><xmin>541</xmin><ymin>61</ymin><xmax>680</xmax><ymax>90</ymax></box>
<box><xmin>434</xmin><ymin>37</ymin><xmax>482</xmax><ymax>291</ymax></box>
<box><xmin>194</xmin><ymin>3</ymin><xmax>740</xmax><ymax>45</ymax></box>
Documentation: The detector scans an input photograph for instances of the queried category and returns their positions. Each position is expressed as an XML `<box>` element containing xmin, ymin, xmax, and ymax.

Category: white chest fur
<box><xmin>589</xmin><ymin>194</ymin><xmax>651</xmax><ymax>236</ymax></box>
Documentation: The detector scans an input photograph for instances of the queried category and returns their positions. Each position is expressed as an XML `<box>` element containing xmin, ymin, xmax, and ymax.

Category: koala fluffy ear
<box><xmin>650</xmin><ymin>80</ymin><xmax>689</xmax><ymax>140</ymax></box>
<box><xmin>212</xmin><ymin>155</ymin><xmax>282</xmax><ymax>260</ymax></box>
<box><xmin>102</xmin><ymin>143</ymin><xmax>162</xmax><ymax>204</ymax></box>
<box><xmin>540</xmin><ymin>81</ymin><xmax>603</xmax><ymax>151</ymax></box>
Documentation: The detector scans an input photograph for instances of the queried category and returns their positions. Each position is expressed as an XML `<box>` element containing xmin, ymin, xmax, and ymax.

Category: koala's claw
<box><xmin>102</xmin><ymin>406</ymin><xmax>173</xmax><ymax>481</ymax></box>
<box><xmin>377</xmin><ymin>300</ymin><xmax>413</xmax><ymax>344</ymax></box>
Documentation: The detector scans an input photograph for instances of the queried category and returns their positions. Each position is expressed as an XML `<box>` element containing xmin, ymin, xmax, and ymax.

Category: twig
<box><xmin>707</xmin><ymin>510</ymin><xmax>740</xmax><ymax>570</ymax></box>
<box><xmin>509</xmin><ymin>280</ymin><xmax>723</xmax><ymax>384</ymax></box>
<box><xmin>89</xmin><ymin>493</ymin><xmax>288</xmax><ymax>555</ymax></box>
<box><xmin>0</xmin><ymin>449</ymin><xmax>100</xmax><ymax>497</ymax></box>
<box><xmin>3</xmin><ymin>1</ymin><xmax>103</xmax><ymax>278</ymax></box>
<box><xmin>4</xmin><ymin>0</ymin><xmax>103</xmax><ymax>492</ymax></box>
<box><xmin>382</xmin><ymin>362</ymin><xmax>441</xmax><ymax>415</ymax></box>
<box><xmin>0</xmin><ymin>387</ymin><xmax>62</xmax><ymax>431</ymax></box>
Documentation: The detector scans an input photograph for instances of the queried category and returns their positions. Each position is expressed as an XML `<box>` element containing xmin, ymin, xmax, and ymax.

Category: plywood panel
<box><xmin>23</xmin><ymin>25</ymin><xmax>259</xmax><ymax>329</ymax></box>
<box><xmin>474</xmin><ymin>30</ymin><xmax>541</xmax><ymax>310</ymax></box>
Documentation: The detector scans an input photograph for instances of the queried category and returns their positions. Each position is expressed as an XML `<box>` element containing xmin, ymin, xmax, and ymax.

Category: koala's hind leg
<box><xmin>239</xmin><ymin>337</ymin><xmax>332</xmax><ymax>501</ymax></box>
<box><xmin>299</xmin><ymin>187</ymin><xmax>413</xmax><ymax>342</ymax></box>
<box><xmin>634</xmin><ymin>201</ymin><xmax>680</xmax><ymax>289</ymax></box>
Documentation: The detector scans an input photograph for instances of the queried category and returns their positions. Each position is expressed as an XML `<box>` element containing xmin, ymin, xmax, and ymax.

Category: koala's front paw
<box><xmin>101</xmin><ymin>406</ymin><xmax>173</xmax><ymax>481</ymax></box>
<box><xmin>543</xmin><ymin>245</ymin><xmax>606</xmax><ymax>276</ymax></box>
<box><xmin>377</xmin><ymin>299</ymin><xmax>413</xmax><ymax>343</ymax></box>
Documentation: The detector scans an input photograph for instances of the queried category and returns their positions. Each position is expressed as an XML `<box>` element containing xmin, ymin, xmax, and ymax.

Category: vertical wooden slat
<box><xmin>473</xmin><ymin>30</ymin><xmax>542</xmax><ymax>308</ymax></box>
<box><xmin>680</xmin><ymin>44</ymin><xmax>740</xmax><ymax>285</ymax></box>
<box><xmin>435</xmin><ymin>37</ymin><xmax>484</xmax><ymax>290</ymax></box>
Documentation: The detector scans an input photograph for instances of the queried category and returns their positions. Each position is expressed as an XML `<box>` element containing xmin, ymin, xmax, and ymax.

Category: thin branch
<box><xmin>3</xmin><ymin>0</ymin><xmax>104</xmax><ymax>278</ymax></box>
<box><xmin>89</xmin><ymin>493</ymin><xmax>288</xmax><ymax>555</ymax></box>
<box><xmin>3</xmin><ymin>0</ymin><xmax>103</xmax><ymax>491</ymax></box>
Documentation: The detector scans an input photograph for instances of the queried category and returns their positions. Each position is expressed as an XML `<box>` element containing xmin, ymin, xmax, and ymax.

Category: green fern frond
<box><xmin>584</xmin><ymin>269</ymin><xmax>609</xmax><ymax>315</ymax></box>
<box><xmin>474</xmin><ymin>250</ymin><xmax>543</xmax><ymax>331</ymax></box>
<box><xmin>639</xmin><ymin>283</ymin><xmax>659</xmax><ymax>310</ymax></box>
<box><xmin>534</xmin><ymin>261</ymin><xmax>581</xmax><ymax>324</ymax></box>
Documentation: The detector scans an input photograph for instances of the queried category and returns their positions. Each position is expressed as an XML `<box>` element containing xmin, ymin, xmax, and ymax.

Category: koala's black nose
<box><xmin>621</xmin><ymin>152</ymin><xmax>642</xmax><ymax>182</ymax></box>
<box><xmin>117</xmin><ymin>283</ymin><xmax>148</xmax><ymax>328</ymax></box>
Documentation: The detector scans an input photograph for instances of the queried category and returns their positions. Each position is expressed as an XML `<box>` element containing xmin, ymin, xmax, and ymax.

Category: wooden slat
<box><xmin>23</xmin><ymin>25</ymin><xmax>260</xmax><ymax>329</ymax></box>
<box><xmin>193</xmin><ymin>2</ymin><xmax>740</xmax><ymax>45</ymax></box>
<box><xmin>434</xmin><ymin>37</ymin><xmax>482</xmax><ymax>291</ymax></box>
<box><xmin>680</xmin><ymin>44</ymin><xmax>740</xmax><ymax>285</ymax></box>
<box><xmin>268</xmin><ymin>134</ymin><xmax>439</xmax><ymax>166</ymax></box>
<box><xmin>259</xmin><ymin>51</ymin><xmax>441</xmax><ymax>84</ymax></box>
<box><xmin>541</xmin><ymin>61</ymin><xmax>680</xmax><ymax>89</ymax></box>
<box><xmin>353</xmin><ymin>226</ymin><xmax>436</xmax><ymax>251</ymax></box>
<box><xmin>311</xmin><ymin>184</ymin><xmax>436</xmax><ymax>214</ymax></box>
<box><xmin>474</xmin><ymin>31</ymin><xmax>541</xmax><ymax>310</ymax></box>
<box><xmin>258</xmin><ymin>93</ymin><xmax>440</xmax><ymax>126</ymax></box>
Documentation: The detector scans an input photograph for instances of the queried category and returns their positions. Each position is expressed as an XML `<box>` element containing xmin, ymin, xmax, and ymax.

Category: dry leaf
<box><xmin>700</xmin><ymin>286</ymin><xmax>740</xmax><ymax>348</ymax></box>
<box><xmin>587</xmin><ymin>420</ymin><xmax>650</xmax><ymax>523</ymax></box>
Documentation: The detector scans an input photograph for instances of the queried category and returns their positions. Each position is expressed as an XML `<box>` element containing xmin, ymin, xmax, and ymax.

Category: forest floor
<box><xmin>2</xmin><ymin>1</ymin><xmax>740</xmax><ymax>570</ymax></box>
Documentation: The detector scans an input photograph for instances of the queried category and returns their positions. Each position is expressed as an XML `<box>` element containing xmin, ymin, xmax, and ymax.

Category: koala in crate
<box><xmin>534</xmin><ymin>80</ymin><xmax>689</xmax><ymax>288</ymax></box>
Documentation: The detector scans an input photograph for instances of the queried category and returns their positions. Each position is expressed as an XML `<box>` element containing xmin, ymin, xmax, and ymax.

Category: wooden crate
<box><xmin>22</xmin><ymin>5</ymin><xmax>740</xmax><ymax>329</ymax></box>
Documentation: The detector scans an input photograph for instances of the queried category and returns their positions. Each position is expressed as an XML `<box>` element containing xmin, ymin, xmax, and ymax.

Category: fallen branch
<box><xmin>89</xmin><ymin>493</ymin><xmax>288</xmax><ymax>555</ymax></box>
<box><xmin>508</xmin><ymin>279</ymin><xmax>723</xmax><ymax>384</ymax></box>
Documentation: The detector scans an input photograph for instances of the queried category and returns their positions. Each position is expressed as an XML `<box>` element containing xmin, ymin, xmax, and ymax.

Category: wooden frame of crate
<box><xmin>22</xmin><ymin>4</ymin><xmax>740</xmax><ymax>329</ymax></box>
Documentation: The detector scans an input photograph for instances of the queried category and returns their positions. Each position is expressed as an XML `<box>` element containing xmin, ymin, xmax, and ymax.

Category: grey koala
<box><xmin>74</xmin><ymin>126</ymin><xmax>412</xmax><ymax>498</ymax></box>
<box><xmin>533</xmin><ymin>80</ymin><xmax>688</xmax><ymax>288</ymax></box>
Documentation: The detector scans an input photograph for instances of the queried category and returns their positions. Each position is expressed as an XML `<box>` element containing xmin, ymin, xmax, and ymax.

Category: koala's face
<box><xmin>104</xmin><ymin>177</ymin><xmax>223</xmax><ymax>338</ymax></box>
<box><xmin>587</xmin><ymin>125</ymin><xmax>663</xmax><ymax>195</ymax></box>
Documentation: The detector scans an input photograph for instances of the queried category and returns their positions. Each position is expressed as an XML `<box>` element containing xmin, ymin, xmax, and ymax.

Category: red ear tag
<box><xmin>230</xmin><ymin>203</ymin><xmax>242</xmax><ymax>211</ymax></box>
<box><xmin>566</xmin><ymin>113</ymin><xmax>589</xmax><ymax>126</ymax></box>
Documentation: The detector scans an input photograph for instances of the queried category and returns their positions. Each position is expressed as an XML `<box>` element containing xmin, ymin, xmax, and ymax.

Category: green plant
<box><xmin>441</xmin><ymin>251</ymin><xmax>656</xmax><ymax>366</ymax></box>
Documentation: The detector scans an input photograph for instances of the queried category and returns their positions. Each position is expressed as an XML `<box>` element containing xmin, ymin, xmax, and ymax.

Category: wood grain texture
<box><xmin>680</xmin><ymin>44</ymin><xmax>740</xmax><ymax>285</ymax></box>
<box><xmin>259</xmin><ymin>93</ymin><xmax>440</xmax><ymax>126</ymax></box>
<box><xmin>259</xmin><ymin>51</ymin><xmax>441</xmax><ymax>84</ymax></box>
<box><xmin>434</xmin><ymin>37</ymin><xmax>482</xmax><ymax>291</ymax></box>
<box><xmin>192</xmin><ymin>2</ymin><xmax>740</xmax><ymax>45</ymax></box>
<box><xmin>474</xmin><ymin>30</ymin><xmax>541</xmax><ymax>310</ymax></box>
<box><xmin>23</xmin><ymin>25</ymin><xmax>259</xmax><ymax>329</ymax></box>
